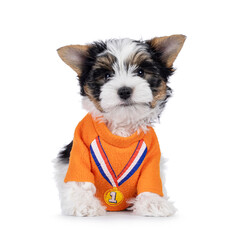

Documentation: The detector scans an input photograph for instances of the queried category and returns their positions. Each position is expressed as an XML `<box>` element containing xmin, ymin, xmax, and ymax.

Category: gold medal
<box><xmin>104</xmin><ymin>187</ymin><xmax>124</xmax><ymax>206</ymax></box>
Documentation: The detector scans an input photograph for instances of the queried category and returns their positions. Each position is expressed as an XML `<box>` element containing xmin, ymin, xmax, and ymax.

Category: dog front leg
<box><xmin>54</xmin><ymin>161</ymin><xmax>105</xmax><ymax>217</ymax></box>
<box><xmin>129</xmin><ymin>192</ymin><xmax>176</xmax><ymax>217</ymax></box>
<box><xmin>59</xmin><ymin>181</ymin><xmax>106</xmax><ymax>217</ymax></box>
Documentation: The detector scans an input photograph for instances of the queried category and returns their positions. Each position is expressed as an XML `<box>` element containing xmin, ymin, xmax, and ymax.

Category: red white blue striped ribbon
<box><xmin>90</xmin><ymin>137</ymin><xmax>147</xmax><ymax>187</ymax></box>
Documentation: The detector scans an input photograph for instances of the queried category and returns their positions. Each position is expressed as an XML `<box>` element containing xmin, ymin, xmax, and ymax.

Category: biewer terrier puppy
<box><xmin>54</xmin><ymin>35</ymin><xmax>186</xmax><ymax>217</ymax></box>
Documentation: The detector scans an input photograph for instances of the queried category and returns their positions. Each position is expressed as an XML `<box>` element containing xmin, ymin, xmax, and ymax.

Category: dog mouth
<box><xmin>119</xmin><ymin>101</ymin><xmax>135</xmax><ymax>107</ymax></box>
<box><xmin>110</xmin><ymin>101</ymin><xmax>151</xmax><ymax>109</ymax></box>
<box><xmin>117</xmin><ymin>98</ymin><xmax>136</xmax><ymax>106</ymax></box>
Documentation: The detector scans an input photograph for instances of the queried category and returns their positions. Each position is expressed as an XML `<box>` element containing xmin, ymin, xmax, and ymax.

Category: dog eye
<box><xmin>137</xmin><ymin>69</ymin><xmax>144</xmax><ymax>77</ymax></box>
<box><xmin>105</xmin><ymin>73</ymin><xmax>111</xmax><ymax>80</ymax></box>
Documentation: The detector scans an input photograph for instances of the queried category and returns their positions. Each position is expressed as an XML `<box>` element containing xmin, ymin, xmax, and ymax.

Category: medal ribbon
<box><xmin>90</xmin><ymin>136</ymin><xmax>147</xmax><ymax>188</ymax></box>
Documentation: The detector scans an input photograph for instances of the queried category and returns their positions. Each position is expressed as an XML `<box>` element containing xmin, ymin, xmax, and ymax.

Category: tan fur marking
<box><xmin>150</xmin><ymin>81</ymin><xmax>167</xmax><ymax>108</ymax></box>
<box><xmin>84</xmin><ymin>85</ymin><xmax>104</xmax><ymax>112</ymax></box>
<box><xmin>94</xmin><ymin>53</ymin><xmax>116</xmax><ymax>70</ymax></box>
<box><xmin>127</xmin><ymin>51</ymin><xmax>150</xmax><ymax>68</ymax></box>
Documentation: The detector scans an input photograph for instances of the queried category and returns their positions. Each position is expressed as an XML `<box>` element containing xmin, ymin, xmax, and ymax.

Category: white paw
<box><xmin>59</xmin><ymin>181</ymin><xmax>106</xmax><ymax>217</ymax></box>
<box><xmin>129</xmin><ymin>192</ymin><xmax>176</xmax><ymax>217</ymax></box>
<box><xmin>70</xmin><ymin>195</ymin><xmax>106</xmax><ymax>217</ymax></box>
<box><xmin>54</xmin><ymin>161</ymin><xmax>106</xmax><ymax>217</ymax></box>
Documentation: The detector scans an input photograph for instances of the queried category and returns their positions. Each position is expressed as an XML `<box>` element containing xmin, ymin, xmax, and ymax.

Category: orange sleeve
<box><xmin>64</xmin><ymin>123</ymin><xmax>95</xmax><ymax>184</ymax></box>
<box><xmin>137</xmin><ymin>130</ymin><xmax>163</xmax><ymax>196</ymax></box>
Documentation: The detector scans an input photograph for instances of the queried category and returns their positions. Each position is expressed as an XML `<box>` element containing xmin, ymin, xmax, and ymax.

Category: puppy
<box><xmin>54</xmin><ymin>35</ymin><xmax>186</xmax><ymax>217</ymax></box>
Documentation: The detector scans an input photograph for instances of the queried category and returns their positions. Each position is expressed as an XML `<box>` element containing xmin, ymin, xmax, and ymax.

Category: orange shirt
<box><xmin>64</xmin><ymin>114</ymin><xmax>163</xmax><ymax>211</ymax></box>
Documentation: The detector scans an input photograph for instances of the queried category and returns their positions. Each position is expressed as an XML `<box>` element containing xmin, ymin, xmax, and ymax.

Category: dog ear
<box><xmin>57</xmin><ymin>45</ymin><xmax>91</xmax><ymax>75</ymax></box>
<box><xmin>146</xmin><ymin>34</ymin><xmax>186</xmax><ymax>68</ymax></box>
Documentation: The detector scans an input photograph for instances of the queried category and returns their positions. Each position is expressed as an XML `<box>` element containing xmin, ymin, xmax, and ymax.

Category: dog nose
<box><xmin>118</xmin><ymin>87</ymin><xmax>133</xmax><ymax>100</ymax></box>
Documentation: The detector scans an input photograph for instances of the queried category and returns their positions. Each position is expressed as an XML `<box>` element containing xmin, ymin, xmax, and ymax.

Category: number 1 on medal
<box><xmin>104</xmin><ymin>188</ymin><xmax>123</xmax><ymax>206</ymax></box>
<box><xmin>109</xmin><ymin>191</ymin><xmax>117</xmax><ymax>203</ymax></box>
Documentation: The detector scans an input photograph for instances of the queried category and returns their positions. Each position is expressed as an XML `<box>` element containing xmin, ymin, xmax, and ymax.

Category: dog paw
<box><xmin>129</xmin><ymin>192</ymin><xmax>176</xmax><ymax>217</ymax></box>
<box><xmin>62</xmin><ymin>194</ymin><xmax>106</xmax><ymax>217</ymax></box>
<box><xmin>73</xmin><ymin>196</ymin><xmax>106</xmax><ymax>217</ymax></box>
<box><xmin>60</xmin><ymin>182</ymin><xmax>106</xmax><ymax>217</ymax></box>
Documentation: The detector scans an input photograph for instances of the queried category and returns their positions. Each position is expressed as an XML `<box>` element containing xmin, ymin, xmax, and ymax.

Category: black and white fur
<box><xmin>54</xmin><ymin>35</ymin><xmax>186</xmax><ymax>216</ymax></box>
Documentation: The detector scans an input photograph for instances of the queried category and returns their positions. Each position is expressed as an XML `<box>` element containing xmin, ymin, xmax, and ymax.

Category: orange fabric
<box><xmin>64</xmin><ymin>114</ymin><xmax>163</xmax><ymax>211</ymax></box>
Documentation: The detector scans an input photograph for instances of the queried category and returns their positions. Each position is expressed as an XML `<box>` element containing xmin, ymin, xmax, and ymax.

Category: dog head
<box><xmin>57</xmin><ymin>35</ymin><xmax>186</xmax><ymax>132</ymax></box>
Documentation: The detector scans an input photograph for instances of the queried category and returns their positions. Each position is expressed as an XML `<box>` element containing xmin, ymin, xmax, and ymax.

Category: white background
<box><xmin>0</xmin><ymin>0</ymin><xmax>240</xmax><ymax>239</ymax></box>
